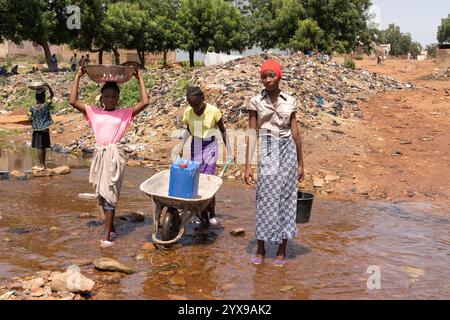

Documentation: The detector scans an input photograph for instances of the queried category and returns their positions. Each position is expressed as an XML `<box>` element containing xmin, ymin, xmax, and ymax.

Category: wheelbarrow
<box><xmin>139</xmin><ymin>160</ymin><xmax>232</xmax><ymax>246</ymax></box>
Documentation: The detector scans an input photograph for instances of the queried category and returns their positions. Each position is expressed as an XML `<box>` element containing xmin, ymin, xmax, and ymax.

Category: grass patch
<box><xmin>343</xmin><ymin>58</ymin><xmax>356</xmax><ymax>70</ymax></box>
<box><xmin>178</xmin><ymin>61</ymin><xmax>205</xmax><ymax>69</ymax></box>
<box><xmin>9</xmin><ymin>87</ymin><xmax>36</xmax><ymax>111</ymax></box>
<box><xmin>118</xmin><ymin>73</ymin><xmax>153</xmax><ymax>107</ymax></box>
<box><xmin>169</xmin><ymin>77</ymin><xmax>191</xmax><ymax>100</ymax></box>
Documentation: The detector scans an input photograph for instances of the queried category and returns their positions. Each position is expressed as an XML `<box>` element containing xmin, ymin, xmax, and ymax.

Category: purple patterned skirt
<box><xmin>190</xmin><ymin>136</ymin><xmax>218</xmax><ymax>175</ymax></box>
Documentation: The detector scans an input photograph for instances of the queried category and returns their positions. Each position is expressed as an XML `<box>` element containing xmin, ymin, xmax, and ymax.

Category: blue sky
<box><xmin>370</xmin><ymin>0</ymin><xmax>450</xmax><ymax>45</ymax></box>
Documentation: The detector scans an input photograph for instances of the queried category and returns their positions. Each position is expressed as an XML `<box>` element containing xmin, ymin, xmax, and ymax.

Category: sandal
<box><xmin>191</xmin><ymin>216</ymin><xmax>202</xmax><ymax>225</ymax></box>
<box><xmin>274</xmin><ymin>259</ymin><xmax>286</xmax><ymax>267</ymax></box>
<box><xmin>100</xmin><ymin>239</ymin><xmax>114</xmax><ymax>248</ymax></box>
<box><xmin>251</xmin><ymin>256</ymin><xmax>264</xmax><ymax>265</ymax></box>
<box><xmin>209</xmin><ymin>217</ymin><xmax>219</xmax><ymax>226</ymax></box>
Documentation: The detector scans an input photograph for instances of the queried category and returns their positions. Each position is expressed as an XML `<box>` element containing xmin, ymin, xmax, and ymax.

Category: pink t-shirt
<box><xmin>84</xmin><ymin>105</ymin><xmax>134</xmax><ymax>146</ymax></box>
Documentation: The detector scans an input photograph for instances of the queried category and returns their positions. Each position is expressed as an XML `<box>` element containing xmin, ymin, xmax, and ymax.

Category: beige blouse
<box><xmin>248</xmin><ymin>90</ymin><xmax>298</xmax><ymax>138</ymax></box>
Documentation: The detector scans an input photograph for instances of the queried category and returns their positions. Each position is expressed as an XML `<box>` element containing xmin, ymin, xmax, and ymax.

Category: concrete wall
<box><xmin>436</xmin><ymin>49</ymin><xmax>450</xmax><ymax>69</ymax></box>
<box><xmin>0</xmin><ymin>41</ymin><xmax>176</xmax><ymax>65</ymax></box>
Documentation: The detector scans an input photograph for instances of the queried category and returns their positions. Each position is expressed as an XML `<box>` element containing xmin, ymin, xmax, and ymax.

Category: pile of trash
<box><xmin>429</xmin><ymin>68</ymin><xmax>450</xmax><ymax>80</ymax></box>
<box><xmin>0</xmin><ymin>69</ymin><xmax>85</xmax><ymax>111</ymax></box>
<box><xmin>1</xmin><ymin>53</ymin><xmax>414</xmax><ymax>161</ymax></box>
<box><xmin>190</xmin><ymin>53</ymin><xmax>413</xmax><ymax>127</ymax></box>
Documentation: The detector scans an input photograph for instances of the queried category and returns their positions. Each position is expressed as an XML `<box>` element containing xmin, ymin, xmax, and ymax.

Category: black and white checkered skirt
<box><xmin>255</xmin><ymin>135</ymin><xmax>298</xmax><ymax>244</ymax></box>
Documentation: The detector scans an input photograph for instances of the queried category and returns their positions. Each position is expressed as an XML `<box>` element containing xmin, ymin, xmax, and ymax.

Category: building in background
<box><xmin>436</xmin><ymin>44</ymin><xmax>450</xmax><ymax>69</ymax></box>
<box><xmin>416</xmin><ymin>49</ymin><xmax>428</xmax><ymax>61</ymax></box>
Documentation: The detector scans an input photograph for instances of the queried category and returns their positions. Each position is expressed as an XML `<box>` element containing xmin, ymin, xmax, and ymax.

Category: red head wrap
<box><xmin>260</xmin><ymin>59</ymin><xmax>282</xmax><ymax>79</ymax></box>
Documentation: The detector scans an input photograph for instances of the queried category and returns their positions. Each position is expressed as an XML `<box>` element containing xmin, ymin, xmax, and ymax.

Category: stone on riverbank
<box><xmin>93</xmin><ymin>257</ymin><xmax>135</xmax><ymax>274</ymax></box>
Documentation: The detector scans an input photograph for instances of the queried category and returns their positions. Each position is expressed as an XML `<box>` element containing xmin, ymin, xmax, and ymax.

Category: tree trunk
<box><xmin>189</xmin><ymin>50</ymin><xmax>195</xmax><ymax>68</ymax></box>
<box><xmin>98</xmin><ymin>49</ymin><xmax>103</xmax><ymax>64</ymax></box>
<box><xmin>112</xmin><ymin>48</ymin><xmax>120</xmax><ymax>65</ymax></box>
<box><xmin>137</xmin><ymin>49</ymin><xmax>145</xmax><ymax>68</ymax></box>
<box><xmin>38</xmin><ymin>41</ymin><xmax>52</xmax><ymax>70</ymax></box>
<box><xmin>163</xmin><ymin>50</ymin><xmax>168</xmax><ymax>67</ymax></box>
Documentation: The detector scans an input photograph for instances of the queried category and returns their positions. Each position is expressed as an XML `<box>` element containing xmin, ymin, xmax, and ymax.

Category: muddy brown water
<box><xmin>0</xmin><ymin>145</ymin><xmax>449</xmax><ymax>300</ymax></box>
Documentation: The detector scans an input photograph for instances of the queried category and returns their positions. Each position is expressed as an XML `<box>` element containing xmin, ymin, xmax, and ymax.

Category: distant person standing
<box><xmin>28</xmin><ymin>84</ymin><xmax>54</xmax><ymax>170</ymax></box>
<box><xmin>79</xmin><ymin>55</ymin><xmax>86</xmax><ymax>67</ymax></box>
<box><xmin>377</xmin><ymin>55</ymin><xmax>381</xmax><ymax>65</ymax></box>
<box><xmin>50</xmin><ymin>54</ymin><xmax>58</xmax><ymax>72</ymax></box>
<box><xmin>85</xmin><ymin>54</ymin><xmax>91</xmax><ymax>66</ymax></box>
<box><xmin>70</xmin><ymin>53</ymin><xmax>77</xmax><ymax>72</ymax></box>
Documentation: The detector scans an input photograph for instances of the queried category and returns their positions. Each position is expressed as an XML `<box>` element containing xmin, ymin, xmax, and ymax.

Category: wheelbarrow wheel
<box><xmin>161</xmin><ymin>209</ymin><xmax>181</xmax><ymax>241</ymax></box>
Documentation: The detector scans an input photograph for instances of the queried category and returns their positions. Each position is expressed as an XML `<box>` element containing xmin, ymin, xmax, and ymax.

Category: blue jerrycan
<box><xmin>168</xmin><ymin>158</ymin><xmax>200</xmax><ymax>199</ymax></box>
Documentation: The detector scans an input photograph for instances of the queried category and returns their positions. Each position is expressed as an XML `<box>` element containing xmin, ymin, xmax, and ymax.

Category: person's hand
<box><xmin>226</xmin><ymin>153</ymin><xmax>235</xmax><ymax>163</ymax></box>
<box><xmin>134</xmin><ymin>69</ymin><xmax>142</xmax><ymax>80</ymax></box>
<box><xmin>244</xmin><ymin>166</ymin><xmax>255</xmax><ymax>186</ymax></box>
<box><xmin>77</xmin><ymin>67</ymin><xmax>86</xmax><ymax>77</ymax></box>
<box><xmin>298</xmin><ymin>165</ymin><xmax>304</xmax><ymax>182</ymax></box>
<box><xmin>174</xmin><ymin>143</ymin><xmax>183</xmax><ymax>157</ymax></box>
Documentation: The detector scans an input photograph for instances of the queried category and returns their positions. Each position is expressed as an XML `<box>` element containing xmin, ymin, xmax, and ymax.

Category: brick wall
<box><xmin>436</xmin><ymin>49</ymin><xmax>450</xmax><ymax>69</ymax></box>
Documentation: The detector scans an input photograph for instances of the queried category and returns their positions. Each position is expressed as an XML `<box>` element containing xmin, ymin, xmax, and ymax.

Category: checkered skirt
<box><xmin>256</xmin><ymin>135</ymin><xmax>298</xmax><ymax>244</ymax></box>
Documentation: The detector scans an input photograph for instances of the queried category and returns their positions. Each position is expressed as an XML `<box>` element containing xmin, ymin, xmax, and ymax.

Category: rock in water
<box><xmin>32</xmin><ymin>169</ymin><xmax>54</xmax><ymax>177</ymax></box>
<box><xmin>0</xmin><ymin>171</ymin><xmax>10</xmax><ymax>180</ymax></box>
<box><xmin>141</xmin><ymin>243</ymin><xmax>157</xmax><ymax>252</ymax></box>
<box><xmin>50</xmin><ymin>270</ymin><xmax>95</xmax><ymax>293</ymax></box>
<box><xmin>79</xmin><ymin>212</ymin><xmax>97</xmax><ymax>219</ymax></box>
<box><xmin>127</xmin><ymin>160</ymin><xmax>142</xmax><ymax>167</ymax></box>
<box><xmin>78</xmin><ymin>193</ymin><xmax>98</xmax><ymax>200</ymax></box>
<box><xmin>119</xmin><ymin>212</ymin><xmax>145</xmax><ymax>223</ymax></box>
<box><xmin>230</xmin><ymin>228</ymin><xmax>245</xmax><ymax>236</ymax></box>
<box><xmin>280</xmin><ymin>285</ymin><xmax>294</xmax><ymax>293</ymax></box>
<box><xmin>58</xmin><ymin>291</ymin><xmax>76</xmax><ymax>300</ymax></box>
<box><xmin>9</xmin><ymin>170</ymin><xmax>26</xmax><ymax>179</ymax></box>
<box><xmin>31</xmin><ymin>277</ymin><xmax>45</xmax><ymax>290</ymax></box>
<box><xmin>93</xmin><ymin>257</ymin><xmax>135</xmax><ymax>274</ymax></box>
<box><xmin>51</xmin><ymin>165</ymin><xmax>71</xmax><ymax>175</ymax></box>
<box><xmin>7</xmin><ymin>227</ymin><xmax>31</xmax><ymax>235</ymax></box>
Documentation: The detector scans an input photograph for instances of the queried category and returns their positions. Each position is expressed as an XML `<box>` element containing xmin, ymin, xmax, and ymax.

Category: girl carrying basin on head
<box><xmin>69</xmin><ymin>67</ymin><xmax>149</xmax><ymax>248</ymax></box>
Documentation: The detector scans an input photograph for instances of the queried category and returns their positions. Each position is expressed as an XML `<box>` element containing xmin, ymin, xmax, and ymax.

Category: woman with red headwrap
<box><xmin>245</xmin><ymin>59</ymin><xmax>304</xmax><ymax>266</ymax></box>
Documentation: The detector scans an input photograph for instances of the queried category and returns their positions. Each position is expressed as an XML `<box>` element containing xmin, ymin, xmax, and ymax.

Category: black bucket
<box><xmin>296</xmin><ymin>192</ymin><xmax>314</xmax><ymax>224</ymax></box>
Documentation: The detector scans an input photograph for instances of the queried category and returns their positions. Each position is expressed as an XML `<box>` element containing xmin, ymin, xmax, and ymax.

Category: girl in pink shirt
<box><xmin>70</xmin><ymin>67</ymin><xmax>149</xmax><ymax>248</ymax></box>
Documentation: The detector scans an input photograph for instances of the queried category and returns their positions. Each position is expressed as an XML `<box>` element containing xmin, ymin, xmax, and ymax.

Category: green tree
<box><xmin>273</xmin><ymin>0</ymin><xmax>306</xmax><ymax>49</ymax></box>
<box><xmin>67</xmin><ymin>0</ymin><xmax>108</xmax><ymax>63</ymax></box>
<box><xmin>383</xmin><ymin>24</ymin><xmax>403</xmax><ymax>56</ymax></box>
<box><xmin>288</xmin><ymin>18</ymin><xmax>325</xmax><ymax>53</ymax></box>
<box><xmin>177</xmin><ymin>0</ymin><xmax>250</xmax><ymax>67</ymax></box>
<box><xmin>1</xmin><ymin>0</ymin><xmax>72</xmax><ymax>69</ymax></box>
<box><xmin>101</xmin><ymin>2</ymin><xmax>147</xmax><ymax>65</ymax></box>
<box><xmin>303</xmin><ymin>0</ymin><xmax>372</xmax><ymax>53</ymax></box>
<box><xmin>382</xmin><ymin>24</ymin><xmax>421</xmax><ymax>57</ymax></box>
<box><xmin>249</xmin><ymin>0</ymin><xmax>280</xmax><ymax>50</ymax></box>
<box><xmin>0</xmin><ymin>0</ymin><xmax>18</xmax><ymax>43</ymax></box>
<box><xmin>212</xmin><ymin>2</ymin><xmax>251</xmax><ymax>54</ymax></box>
<box><xmin>250</xmin><ymin>0</ymin><xmax>371</xmax><ymax>53</ymax></box>
<box><xmin>146</xmin><ymin>0</ymin><xmax>182</xmax><ymax>66</ymax></box>
<box><xmin>426</xmin><ymin>43</ymin><xmax>438</xmax><ymax>58</ymax></box>
<box><xmin>358</xmin><ymin>27</ymin><xmax>384</xmax><ymax>54</ymax></box>
<box><xmin>409</xmin><ymin>41</ymin><xmax>422</xmax><ymax>59</ymax></box>
<box><xmin>437</xmin><ymin>14</ymin><xmax>450</xmax><ymax>43</ymax></box>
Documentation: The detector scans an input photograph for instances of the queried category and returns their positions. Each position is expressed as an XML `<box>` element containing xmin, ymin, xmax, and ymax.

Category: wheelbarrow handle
<box><xmin>219</xmin><ymin>159</ymin><xmax>233</xmax><ymax>178</ymax></box>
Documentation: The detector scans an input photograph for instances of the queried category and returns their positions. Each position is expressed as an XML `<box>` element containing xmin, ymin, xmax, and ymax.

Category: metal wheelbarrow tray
<box><xmin>139</xmin><ymin>170</ymin><xmax>224</xmax><ymax>246</ymax></box>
